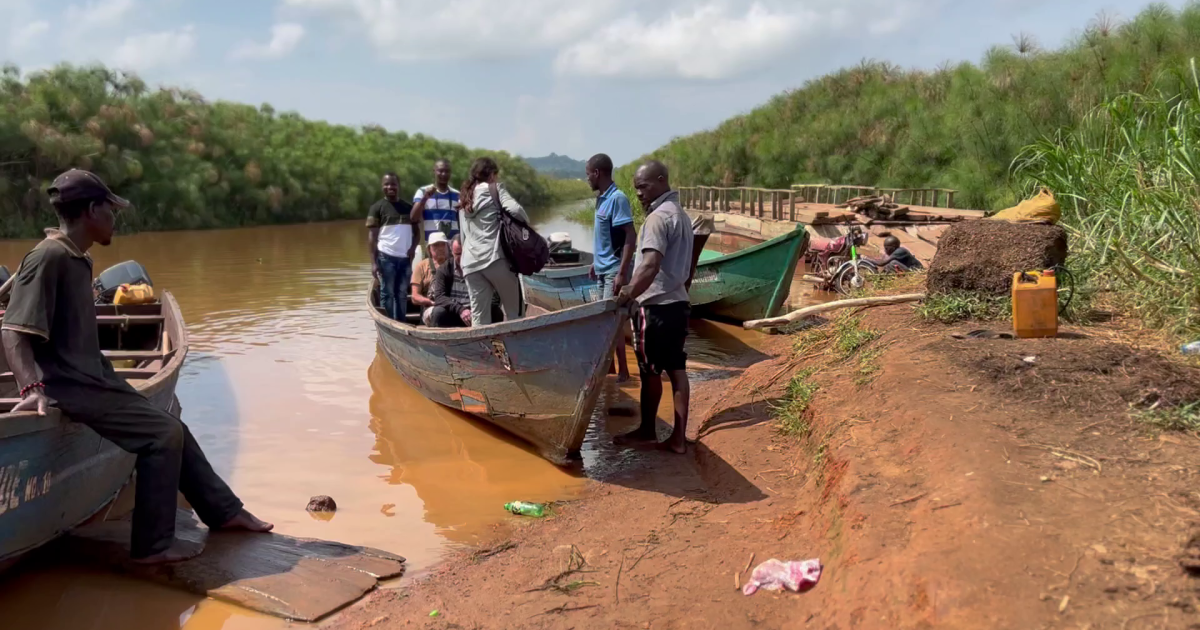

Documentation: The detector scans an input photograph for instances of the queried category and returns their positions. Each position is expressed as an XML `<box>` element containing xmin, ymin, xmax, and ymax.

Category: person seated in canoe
<box><xmin>1</xmin><ymin>169</ymin><xmax>273</xmax><ymax>565</ymax></box>
<box><xmin>429</xmin><ymin>236</ymin><xmax>502</xmax><ymax>327</ymax></box>
<box><xmin>615</xmin><ymin>160</ymin><xmax>694</xmax><ymax>455</ymax></box>
<box><xmin>872</xmin><ymin>236</ymin><xmax>925</xmax><ymax>273</ymax></box>
<box><xmin>586</xmin><ymin>153</ymin><xmax>636</xmax><ymax>383</ymax></box>
<box><xmin>809</xmin><ymin>228</ymin><xmax>868</xmax><ymax>272</ymax></box>
<box><xmin>411</xmin><ymin>232</ymin><xmax>451</xmax><ymax>325</ymax></box>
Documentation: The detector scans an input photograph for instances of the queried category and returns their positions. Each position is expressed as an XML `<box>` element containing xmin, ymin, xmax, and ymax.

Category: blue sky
<box><xmin>2</xmin><ymin>0</ymin><xmax>1189</xmax><ymax>164</ymax></box>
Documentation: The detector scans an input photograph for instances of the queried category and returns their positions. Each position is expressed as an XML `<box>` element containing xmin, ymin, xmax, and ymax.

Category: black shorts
<box><xmin>632</xmin><ymin>301</ymin><xmax>690</xmax><ymax>376</ymax></box>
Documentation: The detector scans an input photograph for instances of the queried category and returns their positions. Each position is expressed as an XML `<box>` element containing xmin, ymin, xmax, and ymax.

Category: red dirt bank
<box><xmin>332</xmin><ymin>306</ymin><xmax>1200</xmax><ymax>630</ymax></box>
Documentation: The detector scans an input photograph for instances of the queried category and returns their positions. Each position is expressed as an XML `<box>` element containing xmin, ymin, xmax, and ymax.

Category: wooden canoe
<box><xmin>0</xmin><ymin>294</ymin><xmax>187</xmax><ymax>570</ymax></box>
<box><xmin>368</xmin><ymin>284</ymin><xmax>625</xmax><ymax>465</ymax></box>
<box><xmin>522</xmin><ymin>228</ymin><xmax>811</xmax><ymax>323</ymax></box>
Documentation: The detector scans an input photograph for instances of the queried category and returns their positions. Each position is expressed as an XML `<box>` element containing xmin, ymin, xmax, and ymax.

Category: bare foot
<box><xmin>219</xmin><ymin>509</ymin><xmax>274</xmax><ymax>533</ymax></box>
<box><xmin>658</xmin><ymin>432</ymin><xmax>688</xmax><ymax>454</ymax></box>
<box><xmin>132</xmin><ymin>539</ymin><xmax>204</xmax><ymax>565</ymax></box>
<box><xmin>614</xmin><ymin>426</ymin><xmax>658</xmax><ymax>445</ymax></box>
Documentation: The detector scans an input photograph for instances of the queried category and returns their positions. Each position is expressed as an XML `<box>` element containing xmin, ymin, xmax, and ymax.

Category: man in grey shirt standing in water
<box><xmin>616</xmin><ymin>161</ymin><xmax>694</xmax><ymax>454</ymax></box>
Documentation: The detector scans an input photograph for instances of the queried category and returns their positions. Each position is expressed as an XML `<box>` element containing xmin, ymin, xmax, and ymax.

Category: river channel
<box><xmin>0</xmin><ymin>200</ymin><xmax>785</xmax><ymax>630</ymax></box>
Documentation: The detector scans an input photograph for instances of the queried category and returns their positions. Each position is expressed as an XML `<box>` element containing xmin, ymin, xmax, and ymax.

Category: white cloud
<box><xmin>111</xmin><ymin>25</ymin><xmax>196</xmax><ymax>71</ymax></box>
<box><xmin>283</xmin><ymin>0</ymin><xmax>620</xmax><ymax>61</ymax></box>
<box><xmin>9</xmin><ymin>20</ymin><xmax>48</xmax><ymax>51</ymax></box>
<box><xmin>285</xmin><ymin>0</ymin><xmax>938</xmax><ymax>79</ymax></box>
<box><xmin>65</xmin><ymin>0</ymin><xmax>136</xmax><ymax>32</ymax></box>
<box><xmin>555</xmin><ymin>3</ymin><xmax>805</xmax><ymax>80</ymax></box>
<box><xmin>231</xmin><ymin>22</ymin><xmax>306</xmax><ymax>60</ymax></box>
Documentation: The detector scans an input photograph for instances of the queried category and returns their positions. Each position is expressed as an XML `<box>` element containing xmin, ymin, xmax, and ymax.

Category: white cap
<box><xmin>429</xmin><ymin>232</ymin><xmax>450</xmax><ymax>246</ymax></box>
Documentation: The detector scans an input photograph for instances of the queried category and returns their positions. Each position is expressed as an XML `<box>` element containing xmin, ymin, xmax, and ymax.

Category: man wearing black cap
<box><xmin>1</xmin><ymin>169</ymin><xmax>273</xmax><ymax>564</ymax></box>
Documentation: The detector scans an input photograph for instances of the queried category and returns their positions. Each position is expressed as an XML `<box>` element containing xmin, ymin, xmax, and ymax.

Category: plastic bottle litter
<box><xmin>503</xmin><ymin>501</ymin><xmax>546</xmax><ymax>518</ymax></box>
<box><xmin>1182</xmin><ymin>341</ymin><xmax>1200</xmax><ymax>355</ymax></box>
<box><xmin>742</xmin><ymin>558</ymin><xmax>822</xmax><ymax>596</ymax></box>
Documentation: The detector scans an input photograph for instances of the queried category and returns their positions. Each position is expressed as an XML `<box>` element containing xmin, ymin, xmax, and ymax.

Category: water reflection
<box><xmin>366</xmin><ymin>353</ymin><xmax>586</xmax><ymax>545</ymax></box>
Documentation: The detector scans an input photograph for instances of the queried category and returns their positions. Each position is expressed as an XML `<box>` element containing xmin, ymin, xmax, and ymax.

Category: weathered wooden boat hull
<box><xmin>369</xmin><ymin>289</ymin><xmax>624</xmax><ymax>465</ymax></box>
<box><xmin>0</xmin><ymin>294</ymin><xmax>187</xmax><ymax>568</ymax></box>
<box><xmin>522</xmin><ymin>229</ymin><xmax>810</xmax><ymax>323</ymax></box>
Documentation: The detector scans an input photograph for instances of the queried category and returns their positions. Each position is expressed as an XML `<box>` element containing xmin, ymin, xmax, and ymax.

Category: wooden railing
<box><xmin>678</xmin><ymin>184</ymin><xmax>957</xmax><ymax>221</ymax></box>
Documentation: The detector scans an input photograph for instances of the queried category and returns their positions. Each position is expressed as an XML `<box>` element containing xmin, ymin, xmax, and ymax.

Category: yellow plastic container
<box><xmin>1011</xmin><ymin>270</ymin><xmax>1058</xmax><ymax>339</ymax></box>
<box><xmin>113</xmin><ymin>283</ymin><xmax>156</xmax><ymax>305</ymax></box>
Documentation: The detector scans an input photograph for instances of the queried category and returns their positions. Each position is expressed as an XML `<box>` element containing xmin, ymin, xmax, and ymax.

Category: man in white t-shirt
<box><xmin>367</xmin><ymin>172</ymin><xmax>422</xmax><ymax>321</ymax></box>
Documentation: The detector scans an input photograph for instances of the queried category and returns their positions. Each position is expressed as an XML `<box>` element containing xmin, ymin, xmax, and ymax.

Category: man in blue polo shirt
<box><xmin>587</xmin><ymin>153</ymin><xmax>637</xmax><ymax>382</ymax></box>
<box><xmin>413</xmin><ymin>159</ymin><xmax>460</xmax><ymax>245</ymax></box>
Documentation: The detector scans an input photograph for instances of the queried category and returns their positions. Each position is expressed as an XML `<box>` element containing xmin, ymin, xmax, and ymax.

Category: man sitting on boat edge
<box><xmin>1</xmin><ymin>169</ymin><xmax>273</xmax><ymax>565</ymax></box>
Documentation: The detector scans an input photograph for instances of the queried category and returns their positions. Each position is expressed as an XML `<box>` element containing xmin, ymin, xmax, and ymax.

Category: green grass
<box><xmin>1137</xmin><ymin>401</ymin><xmax>1200</xmax><ymax>432</ymax></box>
<box><xmin>917</xmin><ymin>292</ymin><xmax>1012</xmax><ymax>324</ymax></box>
<box><xmin>854</xmin><ymin>346</ymin><xmax>886</xmax><ymax>386</ymax></box>
<box><xmin>832</xmin><ymin>313</ymin><xmax>882</xmax><ymax>358</ymax></box>
<box><xmin>1015</xmin><ymin>59</ymin><xmax>1200</xmax><ymax>339</ymax></box>
<box><xmin>774</xmin><ymin>368</ymin><xmax>818</xmax><ymax>437</ymax></box>
<box><xmin>561</xmin><ymin>200</ymin><xmax>596</xmax><ymax>226</ymax></box>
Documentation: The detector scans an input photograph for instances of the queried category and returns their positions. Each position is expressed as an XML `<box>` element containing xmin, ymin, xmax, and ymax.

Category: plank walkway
<box><xmin>62</xmin><ymin>509</ymin><xmax>406</xmax><ymax>622</ymax></box>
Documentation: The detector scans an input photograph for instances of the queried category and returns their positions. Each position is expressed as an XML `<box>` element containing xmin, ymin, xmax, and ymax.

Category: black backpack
<box><xmin>490</xmin><ymin>183</ymin><xmax>549</xmax><ymax>275</ymax></box>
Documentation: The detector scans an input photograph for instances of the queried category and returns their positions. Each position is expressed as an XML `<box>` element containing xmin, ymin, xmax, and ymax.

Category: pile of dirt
<box><xmin>927</xmin><ymin>220</ymin><xmax>1068</xmax><ymax>295</ymax></box>
<box><xmin>941</xmin><ymin>336</ymin><xmax>1200</xmax><ymax>414</ymax></box>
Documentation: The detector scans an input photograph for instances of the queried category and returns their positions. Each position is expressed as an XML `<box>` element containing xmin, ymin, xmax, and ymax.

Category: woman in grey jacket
<box><xmin>456</xmin><ymin>157</ymin><xmax>529</xmax><ymax>326</ymax></box>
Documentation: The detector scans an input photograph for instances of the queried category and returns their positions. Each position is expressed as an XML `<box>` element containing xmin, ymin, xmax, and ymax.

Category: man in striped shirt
<box><xmin>413</xmin><ymin>159</ymin><xmax>460</xmax><ymax>245</ymax></box>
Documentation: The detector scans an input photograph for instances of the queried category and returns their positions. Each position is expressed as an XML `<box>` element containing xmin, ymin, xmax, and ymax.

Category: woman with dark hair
<box><xmin>457</xmin><ymin>157</ymin><xmax>529</xmax><ymax>326</ymax></box>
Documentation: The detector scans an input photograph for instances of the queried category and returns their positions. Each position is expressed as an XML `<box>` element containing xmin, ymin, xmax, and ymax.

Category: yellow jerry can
<box><xmin>1011</xmin><ymin>270</ymin><xmax>1058</xmax><ymax>339</ymax></box>
<box><xmin>113</xmin><ymin>283</ymin><xmax>156</xmax><ymax>305</ymax></box>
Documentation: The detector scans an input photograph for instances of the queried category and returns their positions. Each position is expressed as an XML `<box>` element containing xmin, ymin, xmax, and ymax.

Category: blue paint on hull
<box><xmin>370</xmin><ymin>292</ymin><xmax>624</xmax><ymax>465</ymax></box>
<box><xmin>0</xmin><ymin>294</ymin><xmax>186</xmax><ymax>567</ymax></box>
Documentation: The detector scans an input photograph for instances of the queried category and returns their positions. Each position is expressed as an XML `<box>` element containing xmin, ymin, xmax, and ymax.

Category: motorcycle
<box><xmin>829</xmin><ymin>240</ymin><xmax>879</xmax><ymax>295</ymax></box>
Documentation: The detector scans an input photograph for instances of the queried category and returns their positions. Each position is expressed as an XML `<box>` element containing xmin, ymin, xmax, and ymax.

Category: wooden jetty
<box><xmin>368</xmin><ymin>282</ymin><xmax>625</xmax><ymax>465</ymax></box>
<box><xmin>61</xmin><ymin>508</ymin><xmax>405</xmax><ymax>622</ymax></box>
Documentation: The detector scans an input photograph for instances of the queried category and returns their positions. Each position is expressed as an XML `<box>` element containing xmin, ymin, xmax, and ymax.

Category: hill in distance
<box><xmin>523</xmin><ymin>153</ymin><xmax>586</xmax><ymax>179</ymax></box>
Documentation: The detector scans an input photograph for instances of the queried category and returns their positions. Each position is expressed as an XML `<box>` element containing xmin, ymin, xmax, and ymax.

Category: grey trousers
<box><xmin>465</xmin><ymin>259</ymin><xmax>523</xmax><ymax>326</ymax></box>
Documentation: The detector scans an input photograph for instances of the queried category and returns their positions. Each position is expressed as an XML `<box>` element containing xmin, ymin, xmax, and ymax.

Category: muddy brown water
<box><xmin>0</xmin><ymin>201</ymin><xmax>789</xmax><ymax>630</ymax></box>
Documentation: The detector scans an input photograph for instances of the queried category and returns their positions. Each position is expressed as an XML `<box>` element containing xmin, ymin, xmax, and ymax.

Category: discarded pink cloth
<box><xmin>742</xmin><ymin>558</ymin><xmax>822</xmax><ymax>596</ymax></box>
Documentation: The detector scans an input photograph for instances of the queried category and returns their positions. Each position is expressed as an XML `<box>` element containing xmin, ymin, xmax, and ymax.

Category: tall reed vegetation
<box><xmin>1016</xmin><ymin>61</ymin><xmax>1200</xmax><ymax>337</ymax></box>
<box><xmin>0</xmin><ymin>64</ymin><xmax>584</xmax><ymax>239</ymax></box>
<box><xmin>618</xmin><ymin>3</ymin><xmax>1200</xmax><ymax>212</ymax></box>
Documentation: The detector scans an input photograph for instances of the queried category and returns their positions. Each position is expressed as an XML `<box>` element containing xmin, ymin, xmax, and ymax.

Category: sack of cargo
<box><xmin>990</xmin><ymin>189</ymin><xmax>1061</xmax><ymax>224</ymax></box>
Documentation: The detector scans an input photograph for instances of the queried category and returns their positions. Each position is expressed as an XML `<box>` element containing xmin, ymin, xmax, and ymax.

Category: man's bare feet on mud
<box><xmin>658</xmin><ymin>432</ymin><xmax>688</xmax><ymax>454</ymax></box>
<box><xmin>220</xmin><ymin>509</ymin><xmax>274</xmax><ymax>533</ymax></box>
<box><xmin>614</xmin><ymin>427</ymin><xmax>659</xmax><ymax>445</ymax></box>
<box><xmin>132</xmin><ymin>539</ymin><xmax>204</xmax><ymax>565</ymax></box>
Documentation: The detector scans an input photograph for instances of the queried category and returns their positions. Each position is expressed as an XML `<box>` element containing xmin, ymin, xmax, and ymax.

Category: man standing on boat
<box><xmin>586</xmin><ymin>153</ymin><xmax>636</xmax><ymax>383</ymax></box>
<box><xmin>615</xmin><ymin>161</ymin><xmax>694</xmax><ymax>454</ymax></box>
<box><xmin>368</xmin><ymin>172</ymin><xmax>422</xmax><ymax>321</ymax></box>
<box><xmin>1</xmin><ymin>169</ymin><xmax>272</xmax><ymax>565</ymax></box>
<box><xmin>413</xmin><ymin>159</ymin><xmax>460</xmax><ymax>246</ymax></box>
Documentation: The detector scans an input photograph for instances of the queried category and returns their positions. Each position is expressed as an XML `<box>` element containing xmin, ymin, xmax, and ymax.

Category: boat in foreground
<box><xmin>368</xmin><ymin>284</ymin><xmax>625</xmax><ymax>465</ymax></box>
<box><xmin>523</xmin><ymin>228</ymin><xmax>810</xmax><ymax>323</ymax></box>
<box><xmin>0</xmin><ymin>293</ymin><xmax>187</xmax><ymax>570</ymax></box>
